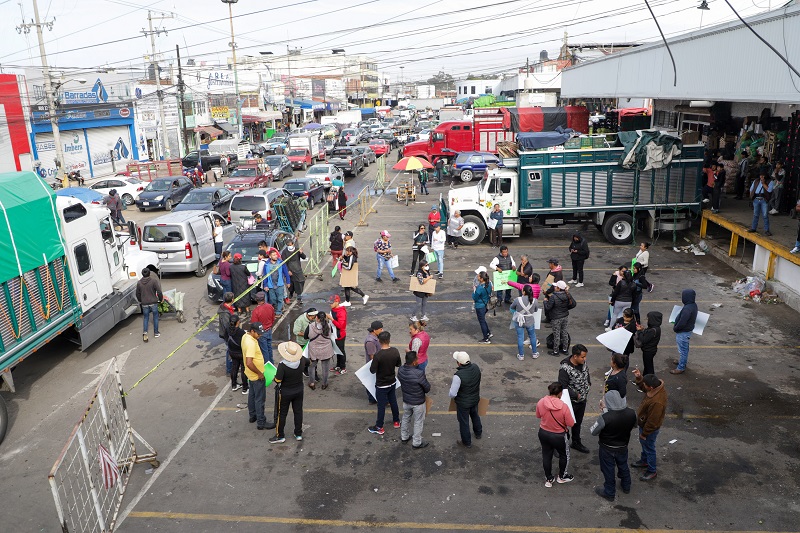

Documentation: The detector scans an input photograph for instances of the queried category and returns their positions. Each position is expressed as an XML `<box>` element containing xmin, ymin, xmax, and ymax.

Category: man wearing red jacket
<box><xmin>330</xmin><ymin>295</ymin><xmax>348</xmax><ymax>374</ymax></box>
<box><xmin>427</xmin><ymin>206</ymin><xmax>441</xmax><ymax>244</ymax></box>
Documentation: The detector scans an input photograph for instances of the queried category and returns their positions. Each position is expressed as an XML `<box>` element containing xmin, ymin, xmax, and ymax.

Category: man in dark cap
<box><xmin>244</xmin><ymin>322</ymin><xmax>275</xmax><ymax>431</ymax></box>
<box><xmin>135</xmin><ymin>267</ymin><xmax>162</xmax><ymax>343</ymax></box>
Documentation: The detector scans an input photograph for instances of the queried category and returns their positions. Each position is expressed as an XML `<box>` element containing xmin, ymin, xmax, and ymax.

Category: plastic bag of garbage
<box><xmin>744</xmin><ymin>277</ymin><xmax>765</xmax><ymax>298</ymax></box>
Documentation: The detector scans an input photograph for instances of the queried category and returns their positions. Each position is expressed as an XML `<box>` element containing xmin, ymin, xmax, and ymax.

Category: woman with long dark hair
<box><xmin>510</xmin><ymin>284</ymin><xmax>539</xmax><ymax>360</ymax></box>
<box><xmin>535</xmin><ymin>382</ymin><xmax>575</xmax><ymax>487</ymax></box>
<box><xmin>472</xmin><ymin>270</ymin><xmax>493</xmax><ymax>344</ymax></box>
<box><xmin>229</xmin><ymin>253</ymin><xmax>252</xmax><ymax>314</ymax></box>
<box><xmin>410</xmin><ymin>224</ymin><xmax>429</xmax><ymax>275</ymax></box>
<box><xmin>305</xmin><ymin>311</ymin><xmax>335</xmax><ymax>390</ymax></box>
<box><xmin>339</xmin><ymin>246</ymin><xmax>368</xmax><ymax>305</ymax></box>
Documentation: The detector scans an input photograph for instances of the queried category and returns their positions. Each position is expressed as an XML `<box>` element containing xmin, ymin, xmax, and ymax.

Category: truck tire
<box><xmin>459</xmin><ymin>214</ymin><xmax>486</xmax><ymax>246</ymax></box>
<box><xmin>460</xmin><ymin>169</ymin><xmax>474</xmax><ymax>182</ymax></box>
<box><xmin>195</xmin><ymin>261</ymin><xmax>207</xmax><ymax>277</ymax></box>
<box><xmin>0</xmin><ymin>394</ymin><xmax>8</xmax><ymax>445</ymax></box>
<box><xmin>602</xmin><ymin>213</ymin><xmax>634</xmax><ymax>245</ymax></box>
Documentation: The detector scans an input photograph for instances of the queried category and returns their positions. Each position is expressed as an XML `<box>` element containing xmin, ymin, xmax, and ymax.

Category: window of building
<box><xmin>485</xmin><ymin>86</ymin><xmax>493</xmax><ymax>94</ymax></box>
<box><xmin>653</xmin><ymin>110</ymin><xmax>678</xmax><ymax>129</ymax></box>
<box><xmin>193</xmin><ymin>101</ymin><xmax>207</xmax><ymax>115</ymax></box>
<box><xmin>74</xmin><ymin>243</ymin><xmax>91</xmax><ymax>276</ymax></box>
<box><xmin>471</xmin><ymin>86</ymin><xmax>476</xmax><ymax>94</ymax></box>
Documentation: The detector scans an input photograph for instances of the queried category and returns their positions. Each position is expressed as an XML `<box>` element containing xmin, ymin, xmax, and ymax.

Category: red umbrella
<box><xmin>392</xmin><ymin>156</ymin><xmax>434</xmax><ymax>171</ymax></box>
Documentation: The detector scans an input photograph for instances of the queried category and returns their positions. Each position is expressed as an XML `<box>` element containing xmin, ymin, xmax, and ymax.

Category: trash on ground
<box><xmin>674</xmin><ymin>244</ymin><xmax>706</xmax><ymax>255</ymax></box>
<box><xmin>731</xmin><ymin>276</ymin><xmax>780</xmax><ymax>303</ymax></box>
<box><xmin>435</xmin><ymin>460</ymin><xmax>443</xmax><ymax>466</ymax></box>
<box><xmin>669</xmin><ymin>439</ymin><xmax>678</xmax><ymax>444</ymax></box>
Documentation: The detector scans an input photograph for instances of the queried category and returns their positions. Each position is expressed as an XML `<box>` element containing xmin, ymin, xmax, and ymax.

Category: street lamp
<box><xmin>221</xmin><ymin>0</ymin><xmax>242</xmax><ymax>139</ymax></box>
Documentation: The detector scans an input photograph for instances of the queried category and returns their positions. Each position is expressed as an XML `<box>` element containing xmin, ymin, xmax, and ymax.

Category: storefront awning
<box><xmin>286</xmin><ymin>99</ymin><xmax>325</xmax><ymax>111</ymax></box>
<box><xmin>194</xmin><ymin>125</ymin><xmax>224</xmax><ymax>137</ymax></box>
<box><xmin>214</xmin><ymin>121</ymin><xmax>238</xmax><ymax>134</ymax></box>
<box><xmin>242</xmin><ymin>110</ymin><xmax>282</xmax><ymax>123</ymax></box>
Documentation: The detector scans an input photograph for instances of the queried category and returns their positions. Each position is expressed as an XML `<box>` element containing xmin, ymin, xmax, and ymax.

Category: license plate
<box><xmin>158</xmin><ymin>253</ymin><xmax>168</xmax><ymax>259</ymax></box>
<box><xmin>143</xmin><ymin>201</ymin><xmax>150</xmax><ymax>206</ymax></box>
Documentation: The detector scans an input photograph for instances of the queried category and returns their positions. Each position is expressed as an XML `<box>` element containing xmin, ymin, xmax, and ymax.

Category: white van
<box><xmin>227</xmin><ymin>187</ymin><xmax>294</xmax><ymax>225</ymax></box>
<box><xmin>288</xmin><ymin>132</ymin><xmax>321</xmax><ymax>161</ymax></box>
<box><xmin>141</xmin><ymin>210</ymin><xmax>236</xmax><ymax>276</ymax></box>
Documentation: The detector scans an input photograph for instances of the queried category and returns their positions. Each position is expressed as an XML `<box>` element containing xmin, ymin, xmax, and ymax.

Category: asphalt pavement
<box><xmin>2</xmin><ymin>158</ymin><xmax>800</xmax><ymax>533</ymax></box>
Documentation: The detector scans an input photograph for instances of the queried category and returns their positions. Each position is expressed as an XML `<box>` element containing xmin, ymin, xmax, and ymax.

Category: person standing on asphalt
<box><xmin>408</xmin><ymin>320</ymin><xmax>431</xmax><ymax>372</ymax></box>
<box><xmin>434</xmin><ymin>157</ymin><xmax>444</xmax><ymax>182</ymax></box>
<box><xmin>631</xmin><ymin>370</ymin><xmax>667</xmax><ymax>481</ymax></box>
<box><xmin>603</xmin><ymin>352</ymin><xmax>629</xmax><ymax>399</ymax></box>
<box><xmin>218</xmin><ymin>291</ymin><xmax>236</xmax><ymax>376</ymax></box>
<box><xmin>510</xmin><ymin>285</ymin><xmax>540</xmax><ymax>361</ymax></box>
<box><xmin>227</xmin><ymin>314</ymin><xmax>248</xmax><ymax>394</ymax></box>
<box><xmin>427</xmin><ymin>206</ymin><xmax>441</xmax><ymax>243</ymax></box>
<box><xmin>305</xmin><ymin>312</ymin><xmax>335</xmax><ymax>390</ymax></box>
<box><xmin>398</xmin><ymin>351</ymin><xmax>431</xmax><ymax>449</ymax></box>
<box><xmin>544</xmin><ymin>281</ymin><xmax>575</xmax><ymax>356</ymax></box>
<box><xmin>213</xmin><ymin>218</ymin><xmax>224</xmax><ymax>260</ymax></box>
<box><xmin>330</xmin><ymin>295</ymin><xmax>348</xmax><ymax>374</ymax></box>
<box><xmin>410</xmin><ymin>224</ymin><xmax>429</xmax><ymax>275</ymax></box>
<box><xmin>368</xmin><ymin>331</ymin><xmax>402</xmax><ymax>435</ymax></box>
<box><xmin>612</xmin><ymin>308</ymin><xmax>637</xmax><ymax>358</ymax></box>
<box><xmin>270</xmin><ymin>341</ymin><xmax>310</xmax><ymax>444</ymax></box>
<box><xmin>374</xmin><ymin>230</ymin><xmax>399</xmax><ymax>283</ymax></box>
<box><xmin>535</xmin><ymin>382</ymin><xmax>575</xmax><ymax>487</ymax></box>
<box><xmin>769</xmin><ymin>161</ymin><xmax>785</xmax><ymax>215</ymax></box>
<box><xmin>282</xmin><ymin>237</ymin><xmax>307</xmax><ymax>305</ymax></box>
<box><xmin>330</xmin><ymin>226</ymin><xmax>344</xmax><ymax>263</ymax></box>
<box><xmin>344</xmin><ymin>230</ymin><xmax>356</xmax><ymax>250</ymax></box>
<box><xmin>748</xmin><ymin>172</ymin><xmax>774</xmax><ymax>236</ymax></box>
<box><xmin>590</xmin><ymin>390</ymin><xmax>637</xmax><ymax>500</ymax></box>
<box><xmin>634</xmin><ymin>311</ymin><xmax>662</xmax><ymax>376</ymax></box>
<box><xmin>218</xmin><ymin>251</ymin><xmax>233</xmax><ymax>296</ymax></box>
<box><xmin>635</xmin><ymin>242</ymin><xmax>650</xmax><ymax>275</ymax></box>
<box><xmin>472</xmin><ymin>271</ymin><xmax>494</xmax><ymax>344</ymax></box>
<box><xmin>293</xmin><ymin>308</ymin><xmax>317</xmax><ymax>347</ymax></box>
<box><xmin>136</xmin><ymin>267</ymin><xmax>162</xmax><ymax>343</ymax></box>
<box><xmin>262</xmin><ymin>249</ymin><xmax>290</xmax><ymax>317</ymax></box>
<box><xmin>251</xmin><ymin>292</ymin><xmax>276</xmax><ymax>364</ymax></box>
<box><xmin>339</xmin><ymin>246</ymin><xmax>369</xmax><ymax>305</ymax></box>
<box><xmin>447</xmin><ymin>210</ymin><xmax>464</xmax><ymax>249</ymax></box>
<box><xmin>671</xmin><ymin>289</ymin><xmax>697</xmax><ymax>375</ymax></box>
<box><xmin>489</xmin><ymin>203</ymin><xmax>504</xmax><ymax>248</ymax></box>
<box><xmin>568</xmin><ymin>233</ymin><xmax>590</xmax><ymax>287</ymax></box>
<box><xmin>609</xmin><ymin>270</ymin><xmax>635</xmax><ymax>330</ymax></box>
<box><xmin>515</xmin><ymin>254</ymin><xmax>534</xmax><ymax>288</ymax></box>
<box><xmin>489</xmin><ymin>245</ymin><xmax>516</xmax><ymax>306</ymax></box>
<box><xmin>230</xmin><ymin>253</ymin><xmax>252</xmax><ymax>315</ymax></box>
<box><xmin>337</xmin><ymin>187</ymin><xmax>348</xmax><ymax>220</ymax></box>
<box><xmin>558</xmin><ymin>344</ymin><xmax>591</xmax><ymax>454</ymax></box>
<box><xmin>431</xmin><ymin>225</ymin><xmax>446</xmax><ymax>278</ymax></box>
<box><xmin>244</xmin><ymin>322</ymin><xmax>275</xmax><ymax>431</ymax></box>
<box><xmin>411</xmin><ymin>260</ymin><xmax>432</xmax><ymax>322</ymax></box>
<box><xmin>418</xmin><ymin>168</ymin><xmax>429</xmax><ymax>195</ymax></box>
<box><xmin>363</xmin><ymin>321</ymin><xmax>383</xmax><ymax>404</ymax></box>
<box><xmin>449</xmin><ymin>351</ymin><xmax>483</xmax><ymax>448</ymax></box>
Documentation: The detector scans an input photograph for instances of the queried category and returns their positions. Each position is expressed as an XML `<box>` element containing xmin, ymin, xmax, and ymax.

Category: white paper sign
<box><xmin>420</xmin><ymin>245</ymin><xmax>430</xmax><ymax>254</ymax></box>
<box><xmin>355</xmin><ymin>361</ymin><xmax>400</xmax><ymax>399</ymax></box>
<box><xmin>668</xmin><ymin>305</ymin><xmax>710</xmax><ymax>335</ymax></box>
<box><xmin>534</xmin><ymin>308</ymin><xmax>542</xmax><ymax>330</ymax></box>
<box><xmin>560</xmin><ymin>389</ymin><xmax>576</xmax><ymax>424</ymax></box>
<box><xmin>302</xmin><ymin>324</ymin><xmax>343</xmax><ymax>358</ymax></box>
<box><xmin>486</xmin><ymin>217</ymin><xmax>498</xmax><ymax>230</ymax></box>
<box><xmin>596</xmin><ymin>327</ymin><xmax>633</xmax><ymax>353</ymax></box>
<box><xmin>389</xmin><ymin>255</ymin><xmax>399</xmax><ymax>269</ymax></box>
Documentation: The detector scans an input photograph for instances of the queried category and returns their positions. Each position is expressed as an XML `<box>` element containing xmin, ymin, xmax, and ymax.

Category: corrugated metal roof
<box><xmin>562</xmin><ymin>4</ymin><xmax>800</xmax><ymax>103</ymax></box>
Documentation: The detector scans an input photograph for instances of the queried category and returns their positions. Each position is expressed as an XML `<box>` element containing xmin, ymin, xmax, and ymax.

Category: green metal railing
<box><xmin>302</xmin><ymin>203</ymin><xmax>330</xmax><ymax>277</ymax></box>
<box><xmin>374</xmin><ymin>155</ymin><xmax>387</xmax><ymax>192</ymax></box>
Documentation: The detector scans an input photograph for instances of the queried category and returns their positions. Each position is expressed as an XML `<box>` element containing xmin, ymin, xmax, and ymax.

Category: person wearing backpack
<box><xmin>634</xmin><ymin>312</ymin><xmax>662</xmax><ymax>376</ymax></box>
<box><xmin>472</xmin><ymin>271</ymin><xmax>494</xmax><ymax>344</ymax></box>
<box><xmin>544</xmin><ymin>281</ymin><xmax>576</xmax><ymax>356</ymax></box>
<box><xmin>510</xmin><ymin>285</ymin><xmax>540</xmax><ymax>360</ymax></box>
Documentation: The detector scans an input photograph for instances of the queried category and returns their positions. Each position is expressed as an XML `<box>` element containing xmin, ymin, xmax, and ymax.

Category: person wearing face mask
<box><xmin>281</xmin><ymin>237</ymin><xmax>307</xmax><ymax>304</ymax></box>
<box><xmin>410</xmin><ymin>224</ymin><xmax>429</xmax><ymax>275</ymax></box>
<box><xmin>411</xmin><ymin>260</ymin><xmax>432</xmax><ymax>322</ymax></box>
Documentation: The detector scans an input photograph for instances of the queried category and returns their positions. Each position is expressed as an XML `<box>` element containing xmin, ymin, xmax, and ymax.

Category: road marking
<box><xmin>126</xmin><ymin>511</ymin><xmax>800</xmax><ymax>533</ymax></box>
<box><xmin>339</xmin><ymin>343</ymin><xmax>799</xmax><ymax>350</ymax></box>
<box><xmin>360</xmin><ymin>299</ymin><xmax>724</xmax><ymax>304</ymax></box>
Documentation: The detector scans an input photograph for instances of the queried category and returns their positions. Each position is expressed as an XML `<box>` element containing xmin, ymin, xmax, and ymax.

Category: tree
<box><xmin>426</xmin><ymin>70</ymin><xmax>455</xmax><ymax>92</ymax></box>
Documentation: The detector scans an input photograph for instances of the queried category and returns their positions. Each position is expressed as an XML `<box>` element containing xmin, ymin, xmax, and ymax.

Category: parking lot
<box><xmin>2</xmin><ymin>160</ymin><xmax>800</xmax><ymax>533</ymax></box>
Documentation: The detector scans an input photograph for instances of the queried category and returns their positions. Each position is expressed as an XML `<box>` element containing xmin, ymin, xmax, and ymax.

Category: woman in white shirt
<box><xmin>431</xmin><ymin>225</ymin><xmax>447</xmax><ymax>279</ymax></box>
<box><xmin>635</xmin><ymin>242</ymin><xmax>650</xmax><ymax>274</ymax></box>
<box><xmin>214</xmin><ymin>218</ymin><xmax>224</xmax><ymax>260</ymax></box>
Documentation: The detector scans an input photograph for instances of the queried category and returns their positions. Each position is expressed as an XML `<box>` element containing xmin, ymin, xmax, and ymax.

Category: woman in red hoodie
<box><xmin>330</xmin><ymin>296</ymin><xmax>348</xmax><ymax>374</ymax></box>
<box><xmin>535</xmin><ymin>382</ymin><xmax>576</xmax><ymax>487</ymax></box>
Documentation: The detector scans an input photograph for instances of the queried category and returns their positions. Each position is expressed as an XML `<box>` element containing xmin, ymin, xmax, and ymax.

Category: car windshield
<box><xmin>230</xmin><ymin>196</ymin><xmax>266</xmax><ymax>212</ymax></box>
<box><xmin>145</xmin><ymin>180</ymin><xmax>171</xmax><ymax>192</ymax></box>
<box><xmin>271</xmin><ymin>136</ymin><xmax>286</xmax><ymax>143</ymax></box>
<box><xmin>371</xmin><ymin>140</ymin><xmax>386</xmax><ymax>145</ymax></box>
<box><xmin>144</xmin><ymin>224</ymin><xmax>183</xmax><ymax>242</ymax></box>
<box><xmin>307</xmin><ymin>166</ymin><xmax>328</xmax><ymax>174</ymax></box>
<box><xmin>341</xmin><ymin>130</ymin><xmax>356</xmax><ymax>136</ymax></box>
<box><xmin>183</xmin><ymin>190</ymin><xmax>214</xmax><ymax>203</ymax></box>
<box><xmin>125</xmin><ymin>178</ymin><xmax>143</xmax><ymax>185</ymax></box>
<box><xmin>288</xmin><ymin>149</ymin><xmax>307</xmax><ymax>156</ymax></box>
<box><xmin>231</xmin><ymin>168</ymin><xmax>256</xmax><ymax>177</ymax></box>
<box><xmin>284</xmin><ymin>182</ymin><xmax>306</xmax><ymax>191</ymax></box>
<box><xmin>225</xmin><ymin>242</ymin><xmax>265</xmax><ymax>264</ymax></box>
<box><xmin>265</xmin><ymin>156</ymin><xmax>282</xmax><ymax>166</ymax></box>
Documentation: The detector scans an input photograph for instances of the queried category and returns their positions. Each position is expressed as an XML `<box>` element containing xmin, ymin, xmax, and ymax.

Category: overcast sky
<box><xmin>0</xmin><ymin>0</ymin><xmax>775</xmax><ymax>82</ymax></box>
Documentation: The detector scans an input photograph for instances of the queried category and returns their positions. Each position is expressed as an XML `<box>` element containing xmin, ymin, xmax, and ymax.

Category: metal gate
<box><xmin>302</xmin><ymin>203</ymin><xmax>329</xmax><ymax>277</ymax></box>
<box><xmin>48</xmin><ymin>357</ymin><xmax>158</xmax><ymax>533</ymax></box>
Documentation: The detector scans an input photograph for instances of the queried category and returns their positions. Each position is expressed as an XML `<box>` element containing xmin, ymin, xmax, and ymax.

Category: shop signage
<box><xmin>211</xmin><ymin>106</ymin><xmax>230</xmax><ymax>119</ymax></box>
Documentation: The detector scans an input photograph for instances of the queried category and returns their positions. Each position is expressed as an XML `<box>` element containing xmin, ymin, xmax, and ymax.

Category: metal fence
<box><xmin>49</xmin><ymin>358</ymin><xmax>158</xmax><ymax>533</ymax></box>
<box><xmin>357</xmin><ymin>185</ymin><xmax>377</xmax><ymax>227</ymax></box>
<box><xmin>302</xmin><ymin>202</ymin><xmax>330</xmax><ymax>277</ymax></box>
<box><xmin>374</xmin><ymin>155</ymin><xmax>387</xmax><ymax>192</ymax></box>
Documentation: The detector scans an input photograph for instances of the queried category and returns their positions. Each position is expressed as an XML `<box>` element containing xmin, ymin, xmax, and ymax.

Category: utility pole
<box><xmin>176</xmin><ymin>44</ymin><xmax>189</xmax><ymax>153</ymax></box>
<box><xmin>142</xmin><ymin>11</ymin><xmax>172</xmax><ymax>159</ymax></box>
<box><xmin>18</xmin><ymin>0</ymin><xmax>65</xmax><ymax>187</ymax></box>
<box><xmin>223</xmin><ymin>0</ymin><xmax>242</xmax><ymax>138</ymax></box>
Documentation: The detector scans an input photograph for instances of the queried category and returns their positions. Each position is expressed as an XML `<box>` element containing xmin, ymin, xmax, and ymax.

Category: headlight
<box><xmin>154</xmin><ymin>195</ymin><xmax>164</xmax><ymax>201</ymax></box>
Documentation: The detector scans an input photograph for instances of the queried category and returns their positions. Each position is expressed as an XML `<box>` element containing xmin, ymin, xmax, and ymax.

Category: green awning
<box><xmin>0</xmin><ymin>172</ymin><xmax>66</xmax><ymax>284</ymax></box>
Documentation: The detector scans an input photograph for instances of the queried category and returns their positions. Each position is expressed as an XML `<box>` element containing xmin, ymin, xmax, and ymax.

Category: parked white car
<box><xmin>90</xmin><ymin>175</ymin><xmax>146</xmax><ymax>205</ymax></box>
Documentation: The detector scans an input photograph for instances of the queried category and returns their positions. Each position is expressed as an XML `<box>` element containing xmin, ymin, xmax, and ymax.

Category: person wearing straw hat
<box><xmin>270</xmin><ymin>341</ymin><xmax>310</xmax><ymax>444</ymax></box>
<box><xmin>449</xmin><ymin>351</ymin><xmax>483</xmax><ymax>448</ymax></box>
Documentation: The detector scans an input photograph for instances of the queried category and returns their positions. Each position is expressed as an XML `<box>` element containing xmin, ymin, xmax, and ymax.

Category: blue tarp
<box><xmin>516</xmin><ymin>127</ymin><xmax>575</xmax><ymax>150</ymax></box>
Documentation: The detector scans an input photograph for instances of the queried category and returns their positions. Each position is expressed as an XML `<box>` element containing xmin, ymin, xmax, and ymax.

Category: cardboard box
<box><xmin>409</xmin><ymin>276</ymin><xmax>436</xmax><ymax>294</ymax></box>
<box><xmin>339</xmin><ymin>264</ymin><xmax>359</xmax><ymax>287</ymax></box>
<box><xmin>448</xmin><ymin>397</ymin><xmax>490</xmax><ymax>416</ymax></box>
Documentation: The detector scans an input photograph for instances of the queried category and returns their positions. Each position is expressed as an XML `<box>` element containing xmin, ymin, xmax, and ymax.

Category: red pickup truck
<box><xmin>223</xmin><ymin>162</ymin><xmax>273</xmax><ymax>192</ymax></box>
<box><xmin>287</xmin><ymin>148</ymin><xmax>313</xmax><ymax>170</ymax></box>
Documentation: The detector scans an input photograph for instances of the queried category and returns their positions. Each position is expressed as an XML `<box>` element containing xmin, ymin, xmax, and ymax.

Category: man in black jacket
<box><xmin>136</xmin><ymin>267</ymin><xmax>162</xmax><ymax>343</ymax></box>
<box><xmin>558</xmin><ymin>344</ymin><xmax>591</xmax><ymax>453</ymax></box>
<box><xmin>672</xmin><ymin>289</ymin><xmax>698</xmax><ymax>375</ymax></box>
<box><xmin>368</xmin><ymin>331</ymin><xmax>401</xmax><ymax>435</ymax></box>
<box><xmin>398</xmin><ymin>351</ymin><xmax>431</xmax><ymax>449</ymax></box>
<box><xmin>544</xmin><ymin>281</ymin><xmax>574</xmax><ymax>356</ymax></box>
<box><xmin>449</xmin><ymin>351</ymin><xmax>482</xmax><ymax>448</ymax></box>
<box><xmin>590</xmin><ymin>390</ymin><xmax>637</xmax><ymax>500</ymax></box>
<box><xmin>568</xmin><ymin>233</ymin><xmax>590</xmax><ymax>287</ymax></box>
<box><xmin>635</xmin><ymin>311</ymin><xmax>662</xmax><ymax>376</ymax></box>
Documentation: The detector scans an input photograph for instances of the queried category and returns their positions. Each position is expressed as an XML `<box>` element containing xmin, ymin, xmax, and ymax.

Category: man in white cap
<box><xmin>449</xmin><ymin>351</ymin><xmax>483</xmax><ymax>448</ymax></box>
<box><xmin>373</xmin><ymin>230</ymin><xmax>399</xmax><ymax>283</ymax></box>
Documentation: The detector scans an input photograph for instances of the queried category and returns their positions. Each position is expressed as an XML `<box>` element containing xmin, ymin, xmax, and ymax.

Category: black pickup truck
<box><xmin>181</xmin><ymin>149</ymin><xmax>239</xmax><ymax>172</ymax></box>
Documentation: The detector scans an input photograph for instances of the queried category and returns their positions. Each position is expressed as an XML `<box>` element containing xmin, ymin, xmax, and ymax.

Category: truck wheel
<box><xmin>122</xmin><ymin>193</ymin><xmax>134</xmax><ymax>205</ymax></box>
<box><xmin>459</xmin><ymin>215</ymin><xmax>486</xmax><ymax>245</ymax></box>
<box><xmin>602</xmin><ymin>213</ymin><xmax>634</xmax><ymax>245</ymax></box>
<box><xmin>165</xmin><ymin>199</ymin><xmax>173</xmax><ymax>211</ymax></box>
<box><xmin>195</xmin><ymin>262</ymin><xmax>207</xmax><ymax>277</ymax></box>
<box><xmin>0</xmin><ymin>395</ymin><xmax>8</xmax><ymax>445</ymax></box>
<box><xmin>460</xmin><ymin>169</ymin><xmax>474</xmax><ymax>182</ymax></box>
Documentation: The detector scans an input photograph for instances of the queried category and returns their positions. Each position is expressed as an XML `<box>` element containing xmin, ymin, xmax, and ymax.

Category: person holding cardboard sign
<box><xmin>410</xmin><ymin>260</ymin><xmax>434</xmax><ymax>322</ymax></box>
<box><xmin>339</xmin><ymin>247</ymin><xmax>368</xmax><ymax>305</ymax></box>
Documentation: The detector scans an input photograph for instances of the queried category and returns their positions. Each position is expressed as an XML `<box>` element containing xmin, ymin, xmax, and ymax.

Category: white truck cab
<box><xmin>447</xmin><ymin>167</ymin><xmax>522</xmax><ymax>245</ymax></box>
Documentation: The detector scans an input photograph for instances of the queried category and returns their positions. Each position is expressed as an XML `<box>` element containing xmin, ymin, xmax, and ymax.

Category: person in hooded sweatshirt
<box><xmin>568</xmin><ymin>233</ymin><xmax>590</xmax><ymax>287</ymax></box>
<box><xmin>635</xmin><ymin>311</ymin><xmax>662</xmax><ymax>376</ymax></box>
<box><xmin>671</xmin><ymin>289</ymin><xmax>698</xmax><ymax>374</ymax></box>
<box><xmin>590</xmin><ymin>390</ymin><xmax>637</xmax><ymax>500</ymax></box>
<box><xmin>136</xmin><ymin>267</ymin><xmax>163</xmax><ymax>343</ymax></box>
<box><xmin>535</xmin><ymin>382</ymin><xmax>575</xmax><ymax>487</ymax></box>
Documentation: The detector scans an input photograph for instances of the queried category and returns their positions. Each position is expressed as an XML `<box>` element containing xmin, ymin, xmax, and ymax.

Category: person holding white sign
<box><xmin>368</xmin><ymin>331</ymin><xmax>402</xmax><ymax>435</ymax></box>
<box><xmin>671</xmin><ymin>289</ymin><xmax>698</xmax><ymax>375</ymax></box>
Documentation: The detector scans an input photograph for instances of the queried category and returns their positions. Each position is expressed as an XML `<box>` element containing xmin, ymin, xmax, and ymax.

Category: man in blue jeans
<box><xmin>368</xmin><ymin>331</ymin><xmax>401</xmax><ymax>435</ymax></box>
<box><xmin>747</xmin><ymin>172</ymin><xmax>774</xmax><ymax>236</ymax></box>
<box><xmin>374</xmin><ymin>230</ymin><xmax>399</xmax><ymax>282</ymax></box>
<box><xmin>671</xmin><ymin>289</ymin><xmax>697</xmax><ymax>374</ymax></box>
<box><xmin>135</xmin><ymin>267</ymin><xmax>162</xmax><ymax>343</ymax></box>
<box><xmin>631</xmin><ymin>370</ymin><xmax>667</xmax><ymax>481</ymax></box>
<box><xmin>590</xmin><ymin>390</ymin><xmax>637</xmax><ymax>500</ymax></box>
<box><xmin>261</xmin><ymin>249</ymin><xmax>290</xmax><ymax>317</ymax></box>
<box><xmin>449</xmin><ymin>351</ymin><xmax>483</xmax><ymax>448</ymax></box>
